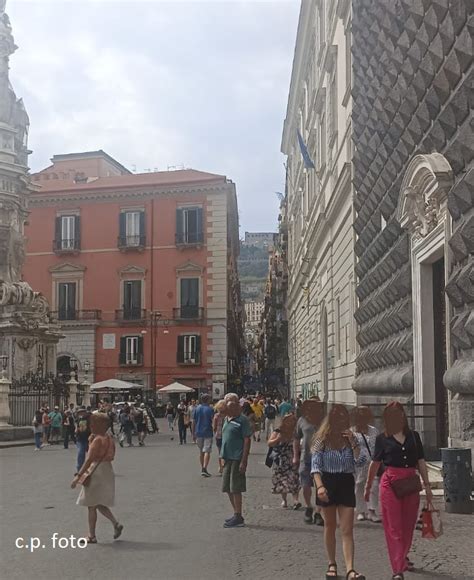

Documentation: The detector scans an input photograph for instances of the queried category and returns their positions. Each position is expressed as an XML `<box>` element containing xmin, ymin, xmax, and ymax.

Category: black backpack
<box><xmin>266</xmin><ymin>405</ymin><xmax>276</xmax><ymax>420</ymax></box>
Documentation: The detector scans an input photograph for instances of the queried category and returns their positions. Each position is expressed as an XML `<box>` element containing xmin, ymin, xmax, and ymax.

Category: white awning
<box><xmin>158</xmin><ymin>382</ymin><xmax>196</xmax><ymax>394</ymax></box>
<box><xmin>90</xmin><ymin>379</ymin><xmax>139</xmax><ymax>392</ymax></box>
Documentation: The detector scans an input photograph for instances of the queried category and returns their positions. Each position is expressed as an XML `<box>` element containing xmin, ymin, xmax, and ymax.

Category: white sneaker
<box><xmin>34</xmin><ymin>448</ymin><xmax>40</xmax><ymax>451</ymax></box>
<box><xmin>356</xmin><ymin>513</ymin><xmax>366</xmax><ymax>521</ymax></box>
<box><xmin>369</xmin><ymin>512</ymin><xmax>381</xmax><ymax>523</ymax></box>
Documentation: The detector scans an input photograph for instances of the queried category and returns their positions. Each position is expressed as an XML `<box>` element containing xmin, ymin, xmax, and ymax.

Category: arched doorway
<box><xmin>57</xmin><ymin>355</ymin><xmax>72</xmax><ymax>377</ymax></box>
<box><xmin>320</xmin><ymin>305</ymin><xmax>329</xmax><ymax>402</ymax></box>
<box><xmin>397</xmin><ymin>153</ymin><xmax>453</xmax><ymax>453</ymax></box>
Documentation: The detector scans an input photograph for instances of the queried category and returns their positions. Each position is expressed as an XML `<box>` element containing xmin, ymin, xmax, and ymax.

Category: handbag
<box><xmin>77</xmin><ymin>437</ymin><xmax>111</xmax><ymax>487</ymax></box>
<box><xmin>390</xmin><ymin>431</ymin><xmax>423</xmax><ymax>498</ymax></box>
<box><xmin>421</xmin><ymin>501</ymin><xmax>443</xmax><ymax>539</ymax></box>
<box><xmin>265</xmin><ymin>446</ymin><xmax>274</xmax><ymax>468</ymax></box>
<box><xmin>391</xmin><ymin>474</ymin><xmax>422</xmax><ymax>498</ymax></box>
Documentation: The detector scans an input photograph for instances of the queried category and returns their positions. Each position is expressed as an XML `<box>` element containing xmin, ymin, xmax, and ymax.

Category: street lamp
<box><xmin>69</xmin><ymin>356</ymin><xmax>78</xmax><ymax>380</ymax></box>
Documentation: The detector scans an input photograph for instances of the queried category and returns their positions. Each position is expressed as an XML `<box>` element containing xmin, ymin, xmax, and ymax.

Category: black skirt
<box><xmin>316</xmin><ymin>472</ymin><xmax>356</xmax><ymax>508</ymax></box>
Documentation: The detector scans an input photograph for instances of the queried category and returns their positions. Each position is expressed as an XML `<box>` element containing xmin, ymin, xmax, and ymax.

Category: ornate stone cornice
<box><xmin>28</xmin><ymin>183</ymin><xmax>231</xmax><ymax>207</ymax></box>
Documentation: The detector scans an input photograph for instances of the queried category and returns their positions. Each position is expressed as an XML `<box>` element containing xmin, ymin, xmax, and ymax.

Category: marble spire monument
<box><xmin>0</xmin><ymin>0</ymin><xmax>61</xmax><ymax>382</ymax></box>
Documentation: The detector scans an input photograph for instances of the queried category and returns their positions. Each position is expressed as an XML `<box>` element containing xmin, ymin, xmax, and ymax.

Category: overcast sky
<box><xmin>8</xmin><ymin>0</ymin><xmax>300</xmax><ymax>234</ymax></box>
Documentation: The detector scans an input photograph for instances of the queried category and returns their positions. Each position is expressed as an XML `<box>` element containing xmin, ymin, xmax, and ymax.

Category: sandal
<box><xmin>113</xmin><ymin>523</ymin><xmax>124</xmax><ymax>539</ymax></box>
<box><xmin>346</xmin><ymin>571</ymin><xmax>365</xmax><ymax>580</ymax></box>
<box><xmin>293</xmin><ymin>502</ymin><xmax>302</xmax><ymax>510</ymax></box>
<box><xmin>392</xmin><ymin>575</ymin><xmax>404</xmax><ymax>580</ymax></box>
<box><xmin>86</xmin><ymin>535</ymin><xmax>97</xmax><ymax>544</ymax></box>
<box><xmin>326</xmin><ymin>563</ymin><xmax>338</xmax><ymax>578</ymax></box>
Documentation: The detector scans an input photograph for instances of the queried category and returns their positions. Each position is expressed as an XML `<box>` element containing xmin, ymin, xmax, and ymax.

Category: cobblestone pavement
<box><xmin>1</xmin><ymin>425</ymin><xmax>473</xmax><ymax>580</ymax></box>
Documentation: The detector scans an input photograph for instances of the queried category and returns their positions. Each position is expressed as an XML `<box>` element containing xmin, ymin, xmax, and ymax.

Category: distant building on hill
<box><xmin>243</xmin><ymin>232</ymin><xmax>276</xmax><ymax>249</ymax></box>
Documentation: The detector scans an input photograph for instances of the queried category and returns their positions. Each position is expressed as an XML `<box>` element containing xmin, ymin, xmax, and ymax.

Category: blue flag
<box><xmin>297</xmin><ymin>129</ymin><xmax>315</xmax><ymax>169</ymax></box>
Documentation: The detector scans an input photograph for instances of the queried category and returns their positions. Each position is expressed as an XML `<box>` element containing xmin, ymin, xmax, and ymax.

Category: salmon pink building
<box><xmin>22</xmin><ymin>151</ymin><xmax>244</xmax><ymax>398</ymax></box>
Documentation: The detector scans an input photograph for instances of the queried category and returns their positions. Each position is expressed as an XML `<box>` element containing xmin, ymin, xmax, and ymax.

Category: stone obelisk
<box><xmin>0</xmin><ymin>0</ymin><xmax>61</xmax><ymax>396</ymax></box>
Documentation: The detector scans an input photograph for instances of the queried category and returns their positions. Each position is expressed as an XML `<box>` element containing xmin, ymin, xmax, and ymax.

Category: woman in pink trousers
<box><xmin>364</xmin><ymin>402</ymin><xmax>432</xmax><ymax>580</ymax></box>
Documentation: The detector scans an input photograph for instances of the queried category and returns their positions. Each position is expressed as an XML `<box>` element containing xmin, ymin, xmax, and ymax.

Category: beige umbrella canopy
<box><xmin>90</xmin><ymin>379</ymin><xmax>138</xmax><ymax>392</ymax></box>
<box><xmin>158</xmin><ymin>382</ymin><xmax>196</xmax><ymax>394</ymax></box>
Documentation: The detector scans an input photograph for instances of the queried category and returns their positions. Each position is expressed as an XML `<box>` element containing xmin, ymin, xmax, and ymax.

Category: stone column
<box><xmin>82</xmin><ymin>379</ymin><xmax>91</xmax><ymax>408</ymax></box>
<box><xmin>67</xmin><ymin>373</ymin><xmax>78</xmax><ymax>407</ymax></box>
<box><xmin>0</xmin><ymin>372</ymin><xmax>11</xmax><ymax>425</ymax></box>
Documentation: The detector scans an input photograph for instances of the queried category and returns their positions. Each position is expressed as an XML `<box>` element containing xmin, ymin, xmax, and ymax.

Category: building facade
<box><xmin>257</xmin><ymin>200</ymin><xmax>290</xmax><ymax>396</ymax></box>
<box><xmin>352</xmin><ymin>0</ymin><xmax>473</xmax><ymax>450</ymax></box>
<box><xmin>243</xmin><ymin>232</ymin><xmax>276</xmax><ymax>249</ymax></box>
<box><xmin>23</xmin><ymin>151</ymin><xmax>244</xmax><ymax>396</ymax></box>
<box><xmin>282</xmin><ymin>0</ymin><xmax>356</xmax><ymax>403</ymax></box>
<box><xmin>244</xmin><ymin>301</ymin><xmax>264</xmax><ymax>328</ymax></box>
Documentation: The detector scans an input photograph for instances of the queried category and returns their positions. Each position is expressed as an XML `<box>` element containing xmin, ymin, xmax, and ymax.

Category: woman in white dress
<box><xmin>351</xmin><ymin>406</ymin><xmax>381</xmax><ymax>522</ymax></box>
<box><xmin>71</xmin><ymin>412</ymin><xmax>123</xmax><ymax>543</ymax></box>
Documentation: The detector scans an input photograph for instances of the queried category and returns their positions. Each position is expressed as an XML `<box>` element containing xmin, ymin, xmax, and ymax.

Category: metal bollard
<box><xmin>440</xmin><ymin>447</ymin><xmax>473</xmax><ymax>514</ymax></box>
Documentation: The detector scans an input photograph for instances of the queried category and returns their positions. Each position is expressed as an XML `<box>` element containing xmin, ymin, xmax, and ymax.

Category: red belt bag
<box><xmin>391</xmin><ymin>474</ymin><xmax>422</xmax><ymax>498</ymax></box>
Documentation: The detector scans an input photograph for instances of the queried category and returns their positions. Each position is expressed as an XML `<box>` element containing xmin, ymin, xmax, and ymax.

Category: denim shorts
<box><xmin>299</xmin><ymin>462</ymin><xmax>314</xmax><ymax>487</ymax></box>
<box><xmin>196</xmin><ymin>437</ymin><xmax>213</xmax><ymax>453</ymax></box>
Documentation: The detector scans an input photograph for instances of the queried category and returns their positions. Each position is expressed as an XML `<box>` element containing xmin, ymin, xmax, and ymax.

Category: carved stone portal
<box><xmin>396</xmin><ymin>153</ymin><xmax>453</xmax><ymax>241</ymax></box>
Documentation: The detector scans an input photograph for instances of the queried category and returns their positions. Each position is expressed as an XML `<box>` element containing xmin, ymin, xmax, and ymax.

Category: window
<box><xmin>58</xmin><ymin>282</ymin><xmax>76</xmax><ymax>320</ymax></box>
<box><xmin>119</xmin><ymin>335</ymin><xmax>143</xmax><ymax>365</ymax></box>
<box><xmin>179</xmin><ymin>278</ymin><xmax>199</xmax><ymax>318</ymax></box>
<box><xmin>319</xmin><ymin>0</ymin><xmax>325</xmax><ymax>51</ymax></box>
<box><xmin>329</xmin><ymin>68</ymin><xmax>338</xmax><ymax>143</ymax></box>
<box><xmin>122</xmin><ymin>280</ymin><xmax>142</xmax><ymax>320</ymax></box>
<box><xmin>119</xmin><ymin>211</ymin><xmax>145</xmax><ymax>248</ymax></box>
<box><xmin>319</xmin><ymin>113</ymin><xmax>327</xmax><ymax>170</ymax></box>
<box><xmin>177</xmin><ymin>334</ymin><xmax>201</xmax><ymax>364</ymax></box>
<box><xmin>176</xmin><ymin>207</ymin><xmax>203</xmax><ymax>245</ymax></box>
<box><xmin>344</xmin><ymin>22</ymin><xmax>352</xmax><ymax>105</ymax></box>
<box><xmin>54</xmin><ymin>215</ymin><xmax>80</xmax><ymax>251</ymax></box>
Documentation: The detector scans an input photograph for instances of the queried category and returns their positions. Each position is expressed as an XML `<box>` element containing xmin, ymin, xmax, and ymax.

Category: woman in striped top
<box><xmin>311</xmin><ymin>404</ymin><xmax>366</xmax><ymax>580</ymax></box>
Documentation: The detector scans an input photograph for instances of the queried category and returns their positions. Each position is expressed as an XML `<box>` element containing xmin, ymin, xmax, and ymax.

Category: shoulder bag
<box><xmin>361</xmin><ymin>432</ymin><xmax>385</xmax><ymax>478</ymax></box>
<box><xmin>390</xmin><ymin>432</ymin><xmax>422</xmax><ymax>499</ymax></box>
<box><xmin>77</xmin><ymin>437</ymin><xmax>111</xmax><ymax>487</ymax></box>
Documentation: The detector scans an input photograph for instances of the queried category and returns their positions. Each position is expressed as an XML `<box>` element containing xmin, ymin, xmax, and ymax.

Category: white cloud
<box><xmin>7</xmin><ymin>0</ymin><xmax>299</xmax><ymax>231</ymax></box>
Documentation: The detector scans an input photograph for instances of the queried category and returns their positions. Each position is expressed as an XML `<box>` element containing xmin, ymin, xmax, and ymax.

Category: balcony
<box><xmin>175</xmin><ymin>231</ymin><xmax>204</xmax><ymax>247</ymax></box>
<box><xmin>173</xmin><ymin>306</ymin><xmax>205</xmax><ymax>321</ymax></box>
<box><xmin>177</xmin><ymin>352</ymin><xmax>201</xmax><ymax>366</ymax></box>
<box><xmin>119</xmin><ymin>352</ymin><xmax>144</xmax><ymax>366</ymax></box>
<box><xmin>115</xmin><ymin>308</ymin><xmax>147</xmax><ymax>322</ymax></box>
<box><xmin>118</xmin><ymin>234</ymin><xmax>146</xmax><ymax>251</ymax></box>
<box><xmin>53</xmin><ymin>238</ymin><xmax>80</xmax><ymax>254</ymax></box>
<box><xmin>53</xmin><ymin>309</ymin><xmax>102</xmax><ymax>322</ymax></box>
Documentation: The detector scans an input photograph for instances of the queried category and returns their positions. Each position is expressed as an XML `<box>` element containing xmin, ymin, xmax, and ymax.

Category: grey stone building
<box><xmin>352</xmin><ymin>0</ymin><xmax>473</xmax><ymax>451</ymax></box>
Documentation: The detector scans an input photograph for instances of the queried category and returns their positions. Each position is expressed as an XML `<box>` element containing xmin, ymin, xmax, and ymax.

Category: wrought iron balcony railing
<box><xmin>173</xmin><ymin>306</ymin><xmax>204</xmax><ymax>320</ymax></box>
<box><xmin>115</xmin><ymin>308</ymin><xmax>147</xmax><ymax>321</ymax></box>
<box><xmin>53</xmin><ymin>309</ymin><xmax>102</xmax><ymax>322</ymax></box>
<box><xmin>175</xmin><ymin>231</ymin><xmax>204</xmax><ymax>246</ymax></box>
<box><xmin>53</xmin><ymin>238</ymin><xmax>80</xmax><ymax>253</ymax></box>
<box><xmin>177</xmin><ymin>352</ymin><xmax>201</xmax><ymax>365</ymax></box>
<box><xmin>119</xmin><ymin>352</ymin><xmax>144</xmax><ymax>366</ymax></box>
<box><xmin>117</xmin><ymin>234</ymin><xmax>146</xmax><ymax>250</ymax></box>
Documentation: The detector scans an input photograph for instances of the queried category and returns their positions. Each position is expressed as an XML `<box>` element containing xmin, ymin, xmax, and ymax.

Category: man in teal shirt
<box><xmin>220</xmin><ymin>400</ymin><xmax>252</xmax><ymax>528</ymax></box>
<box><xmin>279</xmin><ymin>397</ymin><xmax>293</xmax><ymax>417</ymax></box>
<box><xmin>48</xmin><ymin>406</ymin><xmax>63</xmax><ymax>444</ymax></box>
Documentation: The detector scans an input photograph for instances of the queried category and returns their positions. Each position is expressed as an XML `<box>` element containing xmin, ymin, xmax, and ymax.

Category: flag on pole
<box><xmin>297</xmin><ymin>129</ymin><xmax>315</xmax><ymax>169</ymax></box>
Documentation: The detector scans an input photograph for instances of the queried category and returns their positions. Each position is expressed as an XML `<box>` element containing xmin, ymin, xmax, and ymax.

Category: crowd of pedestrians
<box><xmin>34</xmin><ymin>390</ymin><xmax>433</xmax><ymax>578</ymax></box>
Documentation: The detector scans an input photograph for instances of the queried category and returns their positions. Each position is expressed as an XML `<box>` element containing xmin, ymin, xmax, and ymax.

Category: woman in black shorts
<box><xmin>311</xmin><ymin>404</ymin><xmax>366</xmax><ymax>580</ymax></box>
